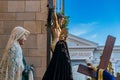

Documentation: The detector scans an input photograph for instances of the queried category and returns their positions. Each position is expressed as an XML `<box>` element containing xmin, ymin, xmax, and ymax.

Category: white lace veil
<box><xmin>0</xmin><ymin>26</ymin><xmax>30</xmax><ymax>67</ymax></box>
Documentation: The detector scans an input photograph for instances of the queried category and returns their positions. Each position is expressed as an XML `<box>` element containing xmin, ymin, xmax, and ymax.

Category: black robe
<box><xmin>42</xmin><ymin>40</ymin><xmax>73</xmax><ymax>80</ymax></box>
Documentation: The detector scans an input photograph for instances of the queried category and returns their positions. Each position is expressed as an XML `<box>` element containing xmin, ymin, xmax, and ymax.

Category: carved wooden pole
<box><xmin>61</xmin><ymin>0</ymin><xmax>65</xmax><ymax>15</ymax></box>
<box><xmin>47</xmin><ymin>0</ymin><xmax>54</xmax><ymax>67</ymax></box>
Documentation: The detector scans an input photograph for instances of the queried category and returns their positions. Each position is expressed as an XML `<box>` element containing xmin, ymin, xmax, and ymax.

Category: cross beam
<box><xmin>77</xmin><ymin>35</ymin><xmax>120</xmax><ymax>80</ymax></box>
<box><xmin>98</xmin><ymin>35</ymin><xmax>116</xmax><ymax>69</ymax></box>
<box><xmin>78</xmin><ymin>64</ymin><xmax>96</xmax><ymax>78</ymax></box>
<box><xmin>78</xmin><ymin>64</ymin><xmax>120</xmax><ymax>80</ymax></box>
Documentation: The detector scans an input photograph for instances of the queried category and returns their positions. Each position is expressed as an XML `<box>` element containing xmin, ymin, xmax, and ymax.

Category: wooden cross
<box><xmin>77</xmin><ymin>35</ymin><xmax>120</xmax><ymax>80</ymax></box>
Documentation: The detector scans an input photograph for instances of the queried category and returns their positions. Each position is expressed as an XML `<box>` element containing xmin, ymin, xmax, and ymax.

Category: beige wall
<box><xmin>0</xmin><ymin>0</ymin><xmax>48</xmax><ymax>80</ymax></box>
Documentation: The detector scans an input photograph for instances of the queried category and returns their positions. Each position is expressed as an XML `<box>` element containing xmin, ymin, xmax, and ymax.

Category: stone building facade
<box><xmin>0</xmin><ymin>0</ymin><xmax>48</xmax><ymax>80</ymax></box>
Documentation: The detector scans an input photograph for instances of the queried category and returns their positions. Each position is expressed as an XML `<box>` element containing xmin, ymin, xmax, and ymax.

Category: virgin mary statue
<box><xmin>0</xmin><ymin>26</ymin><xmax>34</xmax><ymax>80</ymax></box>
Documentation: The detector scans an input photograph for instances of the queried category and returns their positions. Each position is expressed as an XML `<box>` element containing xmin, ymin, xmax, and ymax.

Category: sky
<box><xmin>63</xmin><ymin>0</ymin><xmax>120</xmax><ymax>45</ymax></box>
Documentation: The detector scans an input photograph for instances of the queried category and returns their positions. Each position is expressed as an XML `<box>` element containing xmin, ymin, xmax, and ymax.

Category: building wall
<box><xmin>0</xmin><ymin>0</ymin><xmax>48</xmax><ymax>80</ymax></box>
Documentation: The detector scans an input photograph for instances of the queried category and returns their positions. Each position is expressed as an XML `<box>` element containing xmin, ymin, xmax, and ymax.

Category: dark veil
<box><xmin>42</xmin><ymin>40</ymin><xmax>73</xmax><ymax>80</ymax></box>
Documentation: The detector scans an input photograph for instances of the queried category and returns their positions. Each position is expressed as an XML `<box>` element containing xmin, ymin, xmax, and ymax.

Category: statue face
<box><xmin>18</xmin><ymin>35</ymin><xmax>26</xmax><ymax>45</ymax></box>
<box><xmin>60</xmin><ymin>17</ymin><xmax>65</xmax><ymax>25</ymax></box>
<box><xmin>59</xmin><ymin>33</ymin><xmax>66</xmax><ymax>40</ymax></box>
<box><xmin>18</xmin><ymin>39</ymin><xmax>25</xmax><ymax>45</ymax></box>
